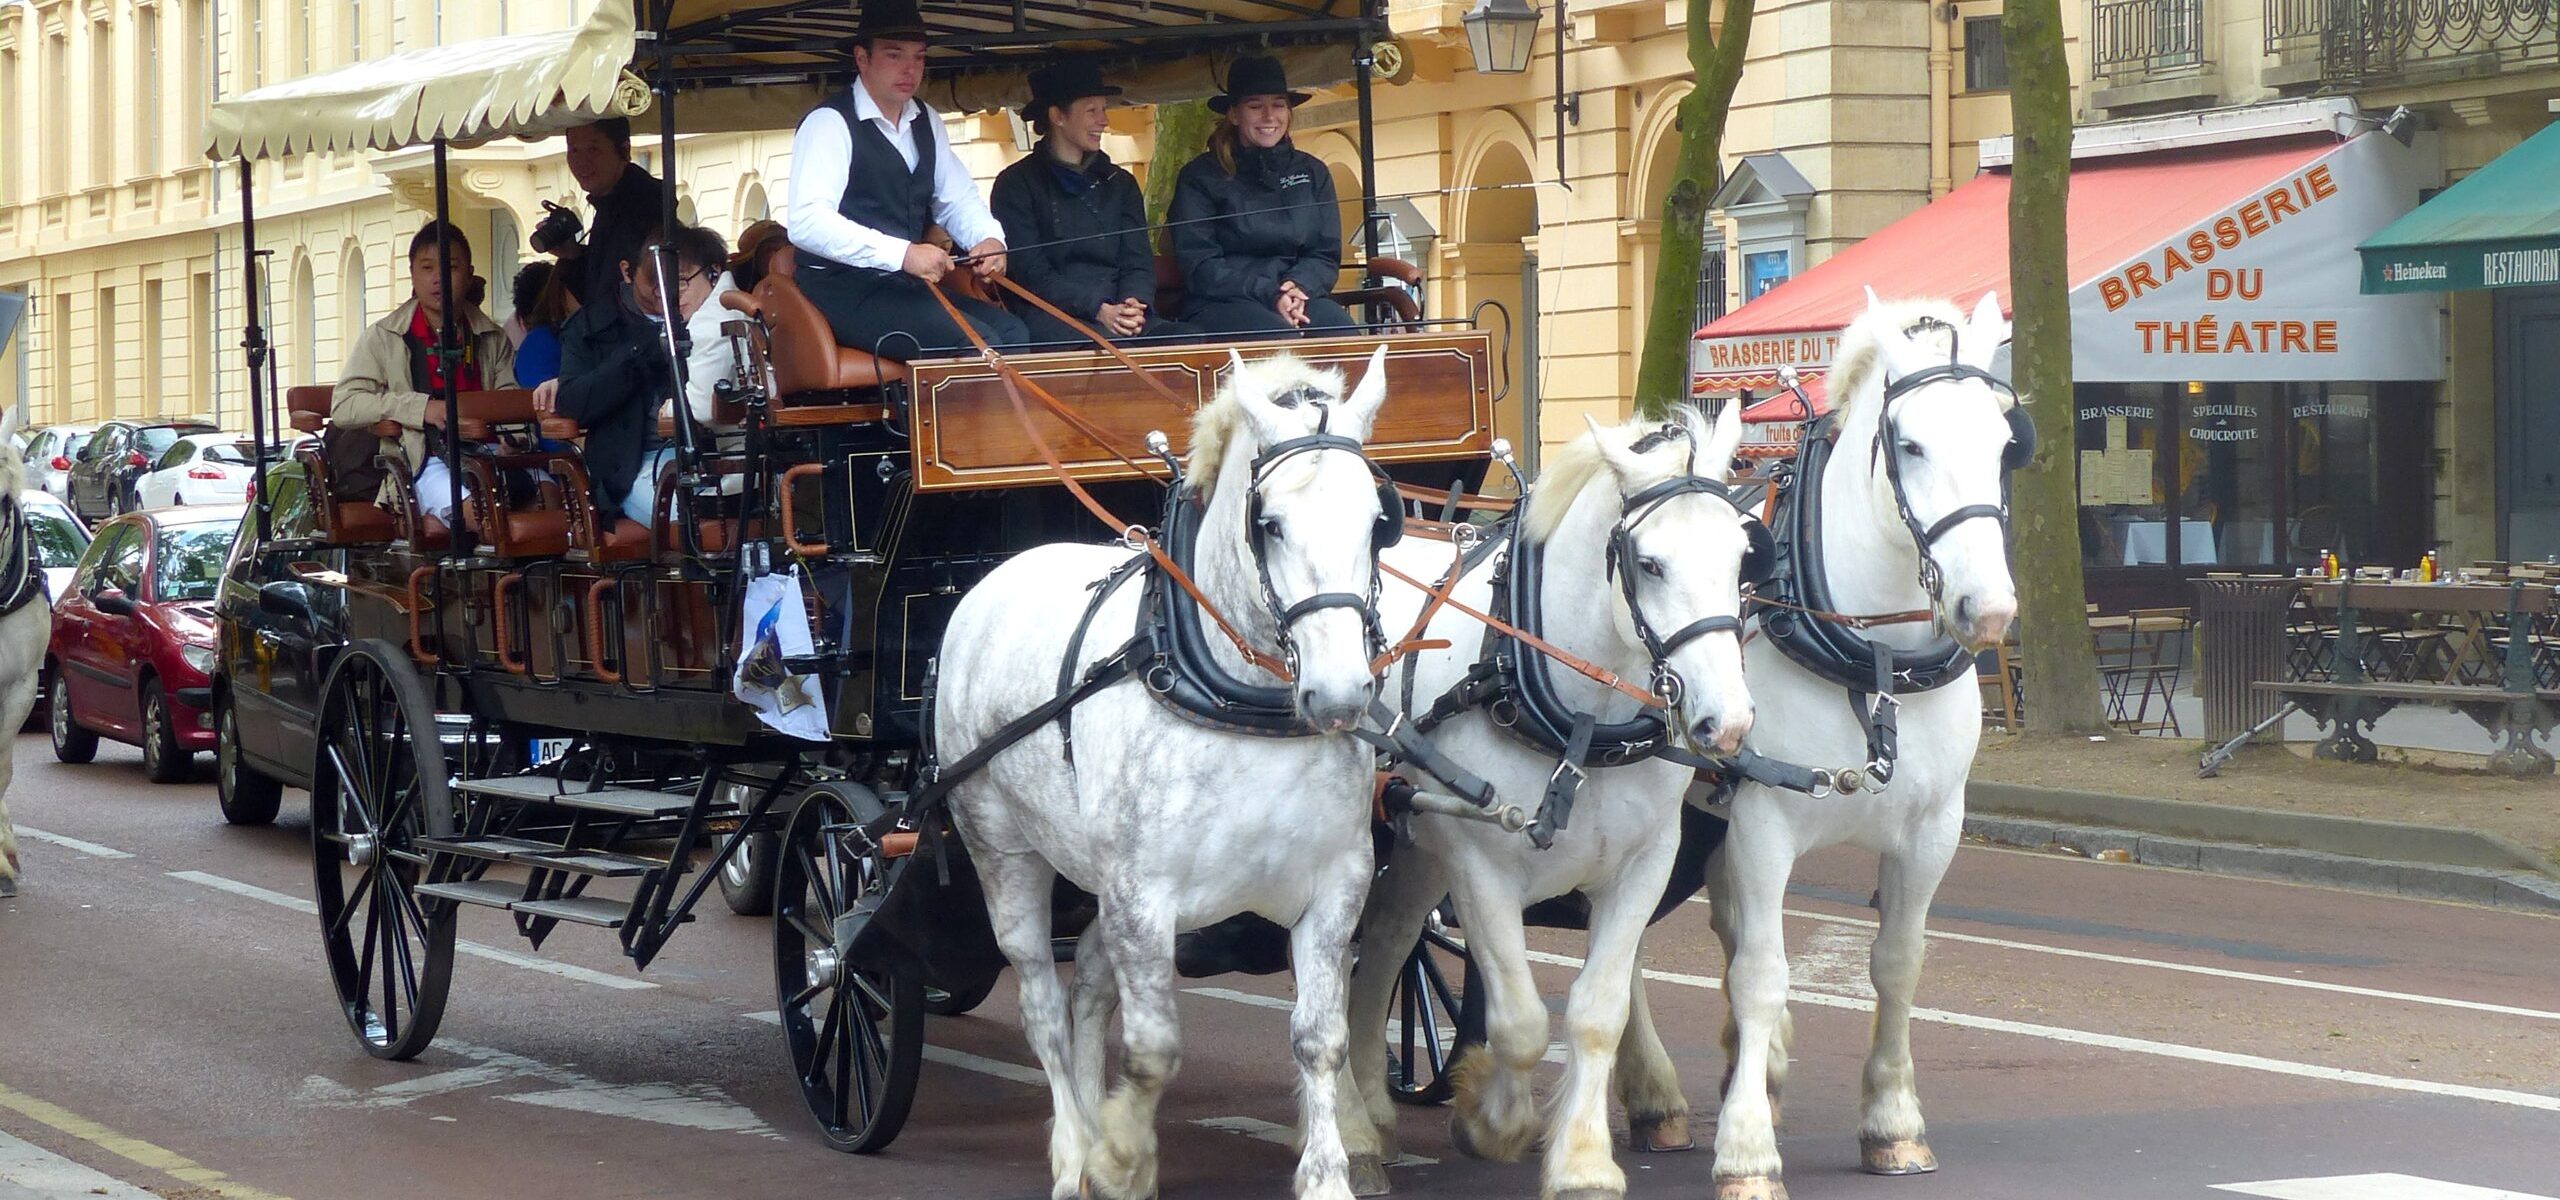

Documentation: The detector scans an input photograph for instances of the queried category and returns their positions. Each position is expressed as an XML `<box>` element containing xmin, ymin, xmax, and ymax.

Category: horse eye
<box><xmin>1638</xmin><ymin>556</ymin><xmax>1667</xmax><ymax>578</ymax></box>
<box><xmin>1898</xmin><ymin>439</ymin><xmax>1924</xmax><ymax>458</ymax></box>
<box><xmin>1256</xmin><ymin>516</ymin><xmax>1284</xmax><ymax>540</ymax></box>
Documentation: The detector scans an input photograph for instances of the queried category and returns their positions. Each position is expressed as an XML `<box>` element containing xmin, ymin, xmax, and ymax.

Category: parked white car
<box><xmin>23</xmin><ymin>424</ymin><xmax>97</xmax><ymax>506</ymax></box>
<box><xmin>133</xmin><ymin>433</ymin><xmax>257</xmax><ymax>509</ymax></box>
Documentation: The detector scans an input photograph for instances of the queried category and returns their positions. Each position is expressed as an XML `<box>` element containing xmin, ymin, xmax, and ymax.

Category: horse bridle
<box><xmin>1602</xmin><ymin>423</ymin><xmax>1754</xmax><ymax>709</ymax></box>
<box><xmin>1240</xmin><ymin>393</ymin><xmax>1395</xmax><ymax>678</ymax></box>
<box><xmin>1870</xmin><ymin>317</ymin><xmax>2025</xmax><ymax>606</ymax></box>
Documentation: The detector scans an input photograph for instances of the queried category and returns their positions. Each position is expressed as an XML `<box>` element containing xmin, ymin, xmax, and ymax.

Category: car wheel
<box><xmin>49</xmin><ymin>673</ymin><xmax>98</xmax><ymax>764</ymax></box>
<box><xmin>216</xmin><ymin>692</ymin><xmax>284</xmax><ymax>824</ymax></box>
<box><xmin>142</xmin><ymin>689</ymin><xmax>192</xmax><ymax>784</ymax></box>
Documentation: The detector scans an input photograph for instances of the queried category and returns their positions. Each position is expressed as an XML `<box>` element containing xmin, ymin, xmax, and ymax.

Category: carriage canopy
<box><xmin>203</xmin><ymin>0</ymin><xmax>1374</xmax><ymax>163</ymax></box>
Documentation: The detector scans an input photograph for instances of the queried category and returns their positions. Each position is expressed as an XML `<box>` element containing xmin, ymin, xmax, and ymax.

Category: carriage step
<box><xmin>414</xmin><ymin>879</ymin><xmax>527</xmax><ymax>910</ymax></box>
<box><xmin>521</xmin><ymin>851</ymin><xmax>663</xmax><ymax>879</ymax></box>
<box><xmin>414</xmin><ymin>835</ymin><xmax>567</xmax><ymax>864</ymax></box>
<box><xmin>452</xmin><ymin>776</ymin><xmax>707</xmax><ymax>818</ymax></box>
<box><xmin>513</xmin><ymin>894</ymin><xmax>669</xmax><ymax>929</ymax></box>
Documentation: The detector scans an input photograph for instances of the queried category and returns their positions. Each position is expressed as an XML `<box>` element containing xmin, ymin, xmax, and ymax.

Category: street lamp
<box><xmin>1462</xmin><ymin>0</ymin><xmax>1542</xmax><ymax>74</ymax></box>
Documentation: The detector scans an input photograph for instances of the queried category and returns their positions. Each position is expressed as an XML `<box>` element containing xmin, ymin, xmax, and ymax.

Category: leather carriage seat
<box><xmin>747</xmin><ymin>244</ymin><xmax>907</xmax><ymax>398</ymax></box>
<box><xmin>290</xmin><ymin>383</ymin><xmax>401</xmax><ymax>439</ymax></box>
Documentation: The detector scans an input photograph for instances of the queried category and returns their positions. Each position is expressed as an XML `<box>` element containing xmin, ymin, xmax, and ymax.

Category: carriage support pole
<box><xmin>236</xmin><ymin>158</ymin><xmax>271</xmax><ymax>545</ymax></box>
<box><xmin>430</xmin><ymin>140</ymin><xmax>461</xmax><ymax>563</ymax></box>
<box><xmin>648</xmin><ymin>29</ymin><xmax>706</xmax><ymax>509</ymax></box>
<box><xmin>1354</xmin><ymin>23</ymin><xmax>1383</xmax><ymax>300</ymax></box>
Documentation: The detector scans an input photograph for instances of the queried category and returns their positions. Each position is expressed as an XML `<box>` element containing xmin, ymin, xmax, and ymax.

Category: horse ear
<box><xmin>1703</xmin><ymin>398</ymin><xmax>1747</xmax><ymax>481</ymax></box>
<box><xmin>1227</xmin><ymin>347</ymin><xmax>1247</xmax><ymax>374</ymax></box>
<box><xmin>1966</xmin><ymin>292</ymin><xmax>2009</xmax><ymax>369</ymax></box>
<box><xmin>0</xmin><ymin>406</ymin><xmax>19</xmax><ymax>452</ymax></box>
<box><xmin>1339</xmin><ymin>343</ymin><xmax>1390</xmax><ymax>436</ymax></box>
<box><xmin>1864</xmin><ymin>285</ymin><xmax>1885</xmax><ymax>312</ymax></box>
<box><xmin>1583</xmin><ymin>415</ymin><xmax>1646</xmax><ymax>483</ymax></box>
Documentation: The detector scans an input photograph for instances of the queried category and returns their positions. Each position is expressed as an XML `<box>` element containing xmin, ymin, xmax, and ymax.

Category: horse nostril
<box><xmin>1954</xmin><ymin>596</ymin><xmax>1978</xmax><ymax>627</ymax></box>
<box><xmin>1691</xmin><ymin>716</ymin><xmax>1717</xmax><ymax>744</ymax></box>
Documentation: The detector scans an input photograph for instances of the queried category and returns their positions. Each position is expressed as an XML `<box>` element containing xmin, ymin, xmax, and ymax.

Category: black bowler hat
<box><xmin>1209</xmin><ymin>55</ymin><xmax>1309</xmax><ymax>112</ymax></box>
<box><xmin>856</xmin><ymin>0</ymin><xmax>930</xmax><ymax>43</ymax></box>
<box><xmin>1020</xmin><ymin>61</ymin><xmax>1124</xmax><ymax>124</ymax></box>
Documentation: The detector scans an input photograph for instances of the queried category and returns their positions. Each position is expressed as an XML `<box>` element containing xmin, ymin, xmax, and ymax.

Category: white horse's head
<box><xmin>0</xmin><ymin>408</ymin><xmax>26</xmax><ymax>497</ymax></box>
<box><xmin>1832</xmin><ymin>291</ymin><xmax>2021</xmax><ymax>650</ymax></box>
<box><xmin>1524</xmin><ymin>403</ymin><xmax>1758</xmax><ymax>755</ymax></box>
<box><xmin>1193</xmin><ymin>345</ymin><xmax>1394</xmax><ymax>732</ymax></box>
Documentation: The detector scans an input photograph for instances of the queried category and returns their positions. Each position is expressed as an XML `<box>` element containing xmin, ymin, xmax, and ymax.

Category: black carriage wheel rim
<box><xmin>780</xmin><ymin>795</ymin><xmax>893</xmax><ymax>1144</ymax></box>
<box><xmin>312</xmin><ymin>651</ymin><xmax>447</xmax><ymax>1056</ymax></box>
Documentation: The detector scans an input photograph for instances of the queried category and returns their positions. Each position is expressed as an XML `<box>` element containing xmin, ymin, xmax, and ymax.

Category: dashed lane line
<box><xmin>2213</xmin><ymin>1173</ymin><xmax>2558</xmax><ymax>1199</ymax></box>
<box><xmin>167</xmin><ymin>870</ymin><xmax>656</xmax><ymax>991</ymax></box>
<box><xmin>1193</xmin><ymin>1115</ymin><xmax>1439</xmax><ymax>1166</ymax></box>
<box><xmin>1520</xmin><ymin>948</ymin><xmax>2560</xmax><ymax>1114</ymax></box>
<box><xmin>1765</xmin><ymin>903</ymin><xmax>2560</xmax><ymax>1023</ymax></box>
<box><xmin>0</xmin><ymin>1081</ymin><xmax>292</xmax><ymax>1200</ymax></box>
<box><xmin>13</xmin><ymin>827</ymin><xmax>131</xmax><ymax>859</ymax></box>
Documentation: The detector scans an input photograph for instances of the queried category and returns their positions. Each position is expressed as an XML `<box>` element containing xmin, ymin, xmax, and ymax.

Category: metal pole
<box><xmin>653</xmin><ymin>31</ymin><xmax>700</xmax><ymax>475</ymax></box>
<box><xmin>237</xmin><ymin>157</ymin><xmax>270</xmax><ymax>544</ymax></box>
<box><xmin>1354</xmin><ymin>21</ymin><xmax>1383</xmax><ymax>283</ymax></box>
<box><xmin>431</xmin><ymin>139</ymin><xmax>460</xmax><ymax>560</ymax></box>
<box><xmin>1553</xmin><ymin>0</ymin><xmax>1571</xmax><ymax>192</ymax></box>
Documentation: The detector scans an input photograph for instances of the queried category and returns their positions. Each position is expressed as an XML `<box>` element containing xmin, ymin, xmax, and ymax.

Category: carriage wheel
<box><xmin>310</xmin><ymin>639</ymin><xmax>457</xmax><ymax>1062</ymax></box>
<box><xmin>1387</xmin><ymin>911</ymin><xmax>1480</xmax><ymax>1107</ymax></box>
<box><xmin>773</xmin><ymin>782</ymin><xmax>923</xmax><ymax>1154</ymax></box>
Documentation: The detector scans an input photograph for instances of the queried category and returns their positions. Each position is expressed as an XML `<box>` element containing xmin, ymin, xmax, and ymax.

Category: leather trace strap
<box><xmin>989</xmin><ymin>273</ymin><xmax>1197</xmax><ymax>413</ymax></box>
<box><xmin>925</xmin><ymin>281</ymin><xmax>1291</xmax><ymax>679</ymax></box>
<box><xmin>1377</xmin><ymin>557</ymin><xmax>1666</xmax><ymax>710</ymax></box>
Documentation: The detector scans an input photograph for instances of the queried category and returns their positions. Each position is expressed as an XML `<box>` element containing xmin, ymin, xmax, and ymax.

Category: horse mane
<box><xmin>1187</xmin><ymin>352</ymin><xmax>1345</xmax><ymax>496</ymax></box>
<box><xmin>1827</xmin><ymin>297</ymin><xmax>1972</xmax><ymax>423</ymax></box>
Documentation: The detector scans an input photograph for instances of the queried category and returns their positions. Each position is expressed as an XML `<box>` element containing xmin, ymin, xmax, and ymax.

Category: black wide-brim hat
<box><xmin>856</xmin><ymin>0</ymin><xmax>931</xmax><ymax>42</ymax></box>
<box><xmin>1208</xmin><ymin>55</ymin><xmax>1310</xmax><ymax>112</ymax></box>
<box><xmin>1020</xmin><ymin>61</ymin><xmax>1125</xmax><ymax>123</ymax></box>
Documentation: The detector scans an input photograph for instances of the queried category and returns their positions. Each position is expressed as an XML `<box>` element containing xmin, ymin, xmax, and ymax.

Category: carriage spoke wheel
<box><xmin>773</xmin><ymin>782</ymin><xmax>922</xmax><ymax>1154</ymax></box>
<box><xmin>1388</xmin><ymin>910</ymin><xmax>1480</xmax><ymax>1107</ymax></box>
<box><xmin>310</xmin><ymin>639</ymin><xmax>456</xmax><ymax>1062</ymax></box>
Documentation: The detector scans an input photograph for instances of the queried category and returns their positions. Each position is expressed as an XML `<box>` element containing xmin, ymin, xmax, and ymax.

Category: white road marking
<box><xmin>1184</xmin><ymin>986</ymin><xmax>1568</xmax><ymax>1064</ymax></box>
<box><xmin>15</xmin><ymin>827</ymin><xmax>132</xmax><ymax>859</ymax></box>
<box><xmin>293</xmin><ymin>1039</ymin><xmax>777</xmax><ymax>1137</ymax></box>
<box><xmin>1766</xmin><ymin>903</ymin><xmax>2560</xmax><ymax>1023</ymax></box>
<box><xmin>2213</xmin><ymin>1173</ymin><xmax>2558</xmax><ymax>1199</ymax></box>
<box><xmin>0</xmin><ymin>1127</ymin><xmax>161</xmax><ymax>1199</ymax></box>
<box><xmin>168</xmin><ymin>870</ymin><xmax>654</xmax><ymax>991</ymax></box>
<box><xmin>1520</xmin><ymin>949</ymin><xmax>2560</xmax><ymax>1113</ymax></box>
<box><xmin>1192</xmin><ymin>1115</ymin><xmax>1439</xmax><ymax>1167</ymax></box>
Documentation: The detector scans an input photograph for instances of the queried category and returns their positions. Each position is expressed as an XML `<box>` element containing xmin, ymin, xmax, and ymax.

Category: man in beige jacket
<box><xmin>331</xmin><ymin>221</ymin><xmax>517</xmax><ymax>534</ymax></box>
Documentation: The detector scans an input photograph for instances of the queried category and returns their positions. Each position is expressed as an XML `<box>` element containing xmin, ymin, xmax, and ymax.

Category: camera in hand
<box><xmin>528</xmin><ymin>199</ymin><xmax>585</xmax><ymax>255</ymax></box>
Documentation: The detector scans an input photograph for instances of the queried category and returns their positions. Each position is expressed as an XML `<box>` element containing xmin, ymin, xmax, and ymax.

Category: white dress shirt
<box><xmin>787</xmin><ymin>83</ymin><xmax>1007</xmax><ymax>273</ymax></box>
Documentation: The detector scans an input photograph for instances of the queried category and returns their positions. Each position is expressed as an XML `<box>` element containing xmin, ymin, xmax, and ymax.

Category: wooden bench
<box><xmin>2251</xmin><ymin>580</ymin><xmax>2560</xmax><ymax>777</ymax></box>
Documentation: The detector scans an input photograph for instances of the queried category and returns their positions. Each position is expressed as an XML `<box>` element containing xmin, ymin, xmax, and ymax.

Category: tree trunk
<box><xmin>1632</xmin><ymin>0</ymin><xmax>1758</xmax><ymax>418</ymax></box>
<box><xmin>1145</xmin><ymin>100</ymin><xmax>1215</xmax><ymax>253</ymax></box>
<box><xmin>2005</xmin><ymin>0</ymin><xmax>2109</xmax><ymax>733</ymax></box>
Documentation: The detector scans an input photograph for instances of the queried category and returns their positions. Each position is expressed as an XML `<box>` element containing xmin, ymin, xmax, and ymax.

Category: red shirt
<box><xmin>407</xmin><ymin>306</ymin><xmax>485</xmax><ymax>394</ymax></box>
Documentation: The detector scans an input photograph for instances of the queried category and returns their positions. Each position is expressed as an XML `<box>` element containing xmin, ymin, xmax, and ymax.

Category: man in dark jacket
<box><xmin>991</xmin><ymin>63</ymin><xmax>1195</xmax><ymax>346</ymax></box>
<box><xmin>557</xmin><ymin>117</ymin><xmax>674</xmax><ymax>310</ymax></box>
<box><xmin>1168</xmin><ymin>56</ymin><xmax>1354</xmax><ymax>337</ymax></box>
<box><xmin>540</xmin><ymin>226</ymin><xmax>728</xmax><ymax>529</ymax></box>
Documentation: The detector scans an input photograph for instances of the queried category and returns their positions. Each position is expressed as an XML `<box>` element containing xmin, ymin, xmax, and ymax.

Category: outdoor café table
<box><xmin>2251</xmin><ymin>579</ymin><xmax>2559</xmax><ymax>777</ymax></box>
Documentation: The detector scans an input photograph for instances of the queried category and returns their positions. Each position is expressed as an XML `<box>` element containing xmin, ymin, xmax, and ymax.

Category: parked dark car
<box><xmin>212</xmin><ymin>461</ymin><xmax>342</xmax><ymax>824</ymax></box>
<box><xmin>49</xmin><ymin>505</ymin><xmax>242</xmax><ymax>782</ymax></box>
<box><xmin>69</xmin><ymin>419</ymin><xmax>220</xmax><ymax>523</ymax></box>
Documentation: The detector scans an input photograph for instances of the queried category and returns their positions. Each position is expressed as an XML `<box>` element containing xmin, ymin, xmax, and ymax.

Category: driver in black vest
<box><xmin>785</xmin><ymin>0</ymin><xmax>1029</xmax><ymax>359</ymax></box>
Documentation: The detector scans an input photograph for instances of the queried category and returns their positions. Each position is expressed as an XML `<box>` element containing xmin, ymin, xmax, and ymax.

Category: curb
<box><xmin>1967</xmin><ymin>782</ymin><xmax>2560</xmax><ymax>880</ymax></box>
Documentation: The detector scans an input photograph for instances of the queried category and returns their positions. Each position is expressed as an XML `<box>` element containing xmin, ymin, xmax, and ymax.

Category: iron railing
<box><xmin>2305</xmin><ymin>0</ymin><xmax>2560</xmax><ymax>86</ymax></box>
<box><xmin>2092</xmin><ymin>0</ymin><xmax>2208</xmax><ymax>78</ymax></box>
<box><xmin>2263</xmin><ymin>0</ymin><xmax>2328</xmax><ymax>57</ymax></box>
<box><xmin>1696</xmin><ymin>230</ymin><xmax>1729</xmax><ymax>330</ymax></box>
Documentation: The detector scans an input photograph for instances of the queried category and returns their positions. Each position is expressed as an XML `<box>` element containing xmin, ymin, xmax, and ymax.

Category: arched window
<box><xmin>738</xmin><ymin>181</ymin><xmax>769</xmax><ymax>226</ymax></box>
<box><xmin>293</xmin><ymin>256</ymin><xmax>317</xmax><ymax>385</ymax></box>
<box><xmin>489</xmin><ymin>208</ymin><xmax>522</xmax><ymax>320</ymax></box>
<box><xmin>339</xmin><ymin>247</ymin><xmax>368</xmax><ymax>356</ymax></box>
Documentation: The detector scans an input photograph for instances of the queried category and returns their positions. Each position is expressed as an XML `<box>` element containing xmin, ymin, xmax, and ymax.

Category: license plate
<box><xmin>530</xmin><ymin>738</ymin><xmax>575</xmax><ymax>766</ymax></box>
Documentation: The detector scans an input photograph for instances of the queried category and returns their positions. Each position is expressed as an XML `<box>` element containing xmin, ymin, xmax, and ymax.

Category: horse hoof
<box><xmin>1078</xmin><ymin>1175</ymin><xmax>1156</xmax><ymax>1200</ymax></box>
<box><xmin>1448</xmin><ymin>1117</ymin><xmax>1489</xmax><ymax>1162</ymax></box>
<box><xmin>1348</xmin><ymin>1154</ymin><xmax>1392</xmax><ymax>1197</ymax></box>
<box><xmin>1713</xmin><ymin>1176</ymin><xmax>1786</xmax><ymax>1200</ymax></box>
<box><xmin>1628</xmin><ymin>1112</ymin><xmax>1695</xmax><ymax>1153</ymax></box>
<box><xmin>1860</xmin><ymin>1136</ymin><xmax>1939</xmax><ymax>1176</ymax></box>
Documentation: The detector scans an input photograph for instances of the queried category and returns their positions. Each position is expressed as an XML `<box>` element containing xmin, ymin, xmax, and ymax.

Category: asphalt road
<box><xmin>4</xmin><ymin>733</ymin><xmax>2558</xmax><ymax>1200</ymax></box>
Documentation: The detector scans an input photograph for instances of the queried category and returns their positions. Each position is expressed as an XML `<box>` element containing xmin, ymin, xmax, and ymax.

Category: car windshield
<box><xmin>206</xmin><ymin>441</ymin><xmax>255</xmax><ymax>466</ymax></box>
<box><xmin>137</xmin><ymin>426</ymin><xmax>215</xmax><ymax>456</ymax></box>
<box><xmin>153</xmin><ymin>522</ymin><xmax>234</xmax><ymax>602</ymax></box>
<box><xmin>25</xmin><ymin>506</ymin><xmax>89</xmax><ymax>569</ymax></box>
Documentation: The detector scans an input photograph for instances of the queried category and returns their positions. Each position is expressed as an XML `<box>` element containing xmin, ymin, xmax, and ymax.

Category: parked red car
<box><xmin>49</xmin><ymin>505</ymin><xmax>243</xmax><ymax>782</ymax></box>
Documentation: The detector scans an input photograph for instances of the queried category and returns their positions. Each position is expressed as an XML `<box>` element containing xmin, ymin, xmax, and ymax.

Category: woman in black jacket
<box><xmin>1169</xmin><ymin>56</ymin><xmax>1354</xmax><ymax>337</ymax></box>
<box><xmin>992</xmin><ymin>63</ymin><xmax>1195</xmax><ymax>345</ymax></box>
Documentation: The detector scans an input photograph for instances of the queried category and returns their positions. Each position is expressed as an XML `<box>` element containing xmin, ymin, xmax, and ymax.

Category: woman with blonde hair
<box><xmin>1168</xmin><ymin>56</ymin><xmax>1353</xmax><ymax>337</ymax></box>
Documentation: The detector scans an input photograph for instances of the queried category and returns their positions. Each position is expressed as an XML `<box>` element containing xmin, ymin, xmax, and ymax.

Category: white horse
<box><xmin>1343</xmin><ymin>405</ymin><xmax>1761</xmax><ymax>1200</ymax></box>
<box><xmin>938</xmin><ymin>347</ymin><xmax>1396</xmax><ymax>1200</ymax></box>
<box><xmin>1618</xmin><ymin>294</ymin><xmax>2023</xmax><ymax>1199</ymax></box>
<box><xmin>0</xmin><ymin>406</ymin><xmax>49</xmax><ymax>900</ymax></box>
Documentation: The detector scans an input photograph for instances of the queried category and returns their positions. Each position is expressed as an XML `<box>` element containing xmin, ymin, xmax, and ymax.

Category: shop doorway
<box><xmin>2495</xmin><ymin>285</ymin><xmax>2560</xmax><ymax>563</ymax></box>
<box><xmin>1455</xmin><ymin>141</ymin><xmax>1537</xmax><ymax>464</ymax></box>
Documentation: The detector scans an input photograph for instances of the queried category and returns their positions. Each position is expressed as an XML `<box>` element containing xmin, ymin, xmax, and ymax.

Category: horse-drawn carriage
<box><xmin>204</xmin><ymin>0</ymin><xmax>1510</xmax><ymax>1155</ymax></box>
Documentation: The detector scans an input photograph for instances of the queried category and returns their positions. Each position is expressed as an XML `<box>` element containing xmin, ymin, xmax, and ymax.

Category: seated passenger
<box><xmin>731</xmin><ymin>219</ymin><xmax>789</xmax><ymax>294</ymax></box>
<box><xmin>330</xmin><ymin>221</ymin><xmax>518</xmax><ymax>535</ymax></box>
<box><xmin>991</xmin><ymin>63</ymin><xmax>1196</xmax><ymax>346</ymax></box>
<box><xmin>1169</xmin><ymin>56</ymin><xmax>1354</xmax><ymax>338</ymax></box>
<box><xmin>535</xmin><ymin>225</ymin><xmax>738</xmax><ymax>530</ymax></box>
<box><xmin>784</xmin><ymin>0</ymin><xmax>1028</xmax><ymax>360</ymax></box>
<box><xmin>510</xmin><ymin>261</ymin><xmax>579</xmax><ymax>389</ymax></box>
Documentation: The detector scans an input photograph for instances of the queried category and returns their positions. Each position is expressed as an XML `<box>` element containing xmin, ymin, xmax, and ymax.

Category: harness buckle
<box><xmin>1547</xmin><ymin>757</ymin><xmax>1587</xmax><ymax>788</ymax></box>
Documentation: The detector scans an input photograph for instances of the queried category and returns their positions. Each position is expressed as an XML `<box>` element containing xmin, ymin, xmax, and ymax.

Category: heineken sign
<box><xmin>2362</xmin><ymin>239</ymin><xmax>2560</xmax><ymax>293</ymax></box>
